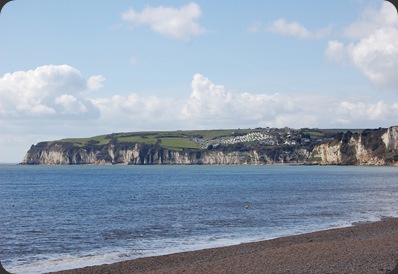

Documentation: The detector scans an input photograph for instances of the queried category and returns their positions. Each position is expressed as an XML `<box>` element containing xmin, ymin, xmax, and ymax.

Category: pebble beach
<box><xmin>50</xmin><ymin>218</ymin><xmax>398</xmax><ymax>274</ymax></box>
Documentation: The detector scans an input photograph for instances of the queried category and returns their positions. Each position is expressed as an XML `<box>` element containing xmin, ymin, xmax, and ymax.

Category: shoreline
<box><xmin>49</xmin><ymin>218</ymin><xmax>398</xmax><ymax>274</ymax></box>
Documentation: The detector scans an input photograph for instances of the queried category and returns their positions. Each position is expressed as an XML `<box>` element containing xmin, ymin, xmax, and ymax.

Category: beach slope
<box><xmin>50</xmin><ymin>218</ymin><xmax>398</xmax><ymax>274</ymax></box>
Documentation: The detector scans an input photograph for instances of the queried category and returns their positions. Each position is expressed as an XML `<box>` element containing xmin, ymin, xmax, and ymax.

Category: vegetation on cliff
<box><xmin>20</xmin><ymin>127</ymin><xmax>398</xmax><ymax>165</ymax></box>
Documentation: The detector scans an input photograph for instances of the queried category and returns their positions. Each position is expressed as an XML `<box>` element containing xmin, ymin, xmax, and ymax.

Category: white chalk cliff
<box><xmin>21</xmin><ymin>127</ymin><xmax>398</xmax><ymax>166</ymax></box>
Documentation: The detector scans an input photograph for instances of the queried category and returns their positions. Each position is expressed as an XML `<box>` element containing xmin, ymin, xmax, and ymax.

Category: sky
<box><xmin>0</xmin><ymin>0</ymin><xmax>398</xmax><ymax>163</ymax></box>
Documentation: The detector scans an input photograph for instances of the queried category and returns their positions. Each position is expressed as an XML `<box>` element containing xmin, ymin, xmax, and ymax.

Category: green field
<box><xmin>57</xmin><ymin>128</ymin><xmax>359</xmax><ymax>151</ymax></box>
<box><xmin>159</xmin><ymin>137</ymin><xmax>199</xmax><ymax>151</ymax></box>
<box><xmin>61</xmin><ymin>135</ymin><xmax>109</xmax><ymax>146</ymax></box>
<box><xmin>58</xmin><ymin>129</ymin><xmax>249</xmax><ymax>150</ymax></box>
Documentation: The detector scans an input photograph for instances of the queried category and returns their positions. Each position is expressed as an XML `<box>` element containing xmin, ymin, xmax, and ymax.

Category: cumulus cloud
<box><xmin>55</xmin><ymin>94</ymin><xmax>88</xmax><ymax>114</ymax></box>
<box><xmin>325</xmin><ymin>2</ymin><xmax>398</xmax><ymax>91</ymax></box>
<box><xmin>335</xmin><ymin>100</ymin><xmax>398</xmax><ymax>125</ymax></box>
<box><xmin>121</xmin><ymin>2</ymin><xmax>205</xmax><ymax>41</ymax></box>
<box><xmin>87</xmin><ymin>75</ymin><xmax>105</xmax><ymax>91</ymax></box>
<box><xmin>267</xmin><ymin>18</ymin><xmax>331</xmax><ymax>39</ymax></box>
<box><xmin>0</xmin><ymin>65</ymin><xmax>101</xmax><ymax>119</ymax></box>
<box><xmin>181</xmin><ymin>74</ymin><xmax>301</xmax><ymax>127</ymax></box>
<box><xmin>325</xmin><ymin>40</ymin><xmax>347</xmax><ymax>64</ymax></box>
<box><xmin>93</xmin><ymin>93</ymin><xmax>178</xmax><ymax>126</ymax></box>
<box><xmin>343</xmin><ymin>2</ymin><xmax>398</xmax><ymax>40</ymax></box>
<box><xmin>91</xmin><ymin>74</ymin><xmax>337</xmax><ymax>130</ymax></box>
<box><xmin>182</xmin><ymin>74</ymin><xmax>334</xmax><ymax>127</ymax></box>
<box><xmin>92</xmin><ymin>73</ymin><xmax>398</xmax><ymax>130</ymax></box>
<box><xmin>3</xmin><ymin>70</ymin><xmax>398</xmax><ymax>162</ymax></box>
<box><xmin>3</xmin><ymin>66</ymin><xmax>396</xmax><ymax>131</ymax></box>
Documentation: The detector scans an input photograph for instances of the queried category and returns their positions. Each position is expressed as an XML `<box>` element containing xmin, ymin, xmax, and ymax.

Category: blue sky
<box><xmin>0</xmin><ymin>0</ymin><xmax>397</xmax><ymax>162</ymax></box>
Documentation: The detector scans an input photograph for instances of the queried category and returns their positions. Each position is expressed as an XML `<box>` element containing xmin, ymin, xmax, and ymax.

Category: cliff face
<box><xmin>382</xmin><ymin>126</ymin><xmax>398</xmax><ymax>151</ymax></box>
<box><xmin>21</xmin><ymin>142</ymin><xmax>310</xmax><ymax>165</ymax></box>
<box><xmin>310</xmin><ymin>126</ymin><xmax>398</xmax><ymax>166</ymax></box>
<box><xmin>21</xmin><ymin>127</ymin><xmax>398</xmax><ymax>165</ymax></box>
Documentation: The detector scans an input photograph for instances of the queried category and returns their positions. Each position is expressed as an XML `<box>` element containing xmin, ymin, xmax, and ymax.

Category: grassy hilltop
<box><xmin>58</xmin><ymin>128</ymin><xmax>361</xmax><ymax>152</ymax></box>
<box><xmin>24</xmin><ymin>127</ymin><xmax>398</xmax><ymax>165</ymax></box>
<box><xmin>60</xmin><ymin>129</ymin><xmax>255</xmax><ymax>151</ymax></box>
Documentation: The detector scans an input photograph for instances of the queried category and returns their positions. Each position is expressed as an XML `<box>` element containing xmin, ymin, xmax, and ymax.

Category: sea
<box><xmin>1</xmin><ymin>164</ymin><xmax>398</xmax><ymax>273</ymax></box>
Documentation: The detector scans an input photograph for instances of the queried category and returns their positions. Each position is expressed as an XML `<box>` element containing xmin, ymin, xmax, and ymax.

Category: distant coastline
<box><xmin>21</xmin><ymin>126</ymin><xmax>398</xmax><ymax>166</ymax></box>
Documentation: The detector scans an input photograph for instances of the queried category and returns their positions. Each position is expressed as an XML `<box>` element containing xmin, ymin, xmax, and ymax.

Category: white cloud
<box><xmin>3</xmin><ymin>70</ymin><xmax>398</xmax><ymax>163</ymax></box>
<box><xmin>348</xmin><ymin>28</ymin><xmax>398</xmax><ymax>90</ymax></box>
<box><xmin>325</xmin><ymin>40</ymin><xmax>347</xmax><ymax>64</ymax></box>
<box><xmin>92</xmin><ymin>74</ymin><xmax>336</xmax><ymax>130</ymax></box>
<box><xmin>121</xmin><ymin>2</ymin><xmax>205</xmax><ymax>41</ymax></box>
<box><xmin>92</xmin><ymin>74</ymin><xmax>398</xmax><ymax>131</ymax></box>
<box><xmin>55</xmin><ymin>94</ymin><xmax>88</xmax><ymax>114</ymax></box>
<box><xmin>182</xmin><ymin>74</ymin><xmax>233</xmax><ymax>120</ymax></box>
<box><xmin>0</xmin><ymin>65</ymin><xmax>100</xmax><ymax>119</ymax></box>
<box><xmin>326</xmin><ymin>2</ymin><xmax>398</xmax><ymax>91</ymax></box>
<box><xmin>87</xmin><ymin>75</ymin><xmax>105</xmax><ymax>91</ymax></box>
<box><xmin>336</xmin><ymin>100</ymin><xmax>398</xmax><ymax>124</ymax></box>
<box><xmin>3</xmin><ymin>66</ymin><xmax>397</xmax><ymax>133</ymax></box>
<box><xmin>268</xmin><ymin>18</ymin><xmax>311</xmax><ymax>39</ymax></box>
<box><xmin>343</xmin><ymin>2</ymin><xmax>398</xmax><ymax>40</ymax></box>
<box><xmin>267</xmin><ymin>18</ymin><xmax>331</xmax><ymax>39</ymax></box>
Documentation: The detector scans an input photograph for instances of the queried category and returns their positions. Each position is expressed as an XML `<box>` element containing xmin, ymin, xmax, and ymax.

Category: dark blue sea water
<box><xmin>1</xmin><ymin>165</ymin><xmax>398</xmax><ymax>273</ymax></box>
